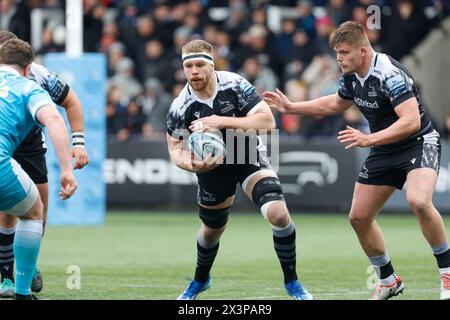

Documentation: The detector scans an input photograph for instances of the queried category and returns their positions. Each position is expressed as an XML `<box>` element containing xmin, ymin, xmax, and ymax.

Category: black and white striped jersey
<box><xmin>338</xmin><ymin>52</ymin><xmax>436</xmax><ymax>152</ymax></box>
<box><xmin>167</xmin><ymin>71</ymin><xmax>261</xmax><ymax>140</ymax></box>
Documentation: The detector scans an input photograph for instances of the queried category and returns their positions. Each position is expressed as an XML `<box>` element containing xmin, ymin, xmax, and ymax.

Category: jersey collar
<box><xmin>188</xmin><ymin>72</ymin><xmax>219</xmax><ymax>109</ymax></box>
<box><xmin>0</xmin><ymin>65</ymin><xmax>21</xmax><ymax>76</ymax></box>
<box><xmin>355</xmin><ymin>51</ymin><xmax>378</xmax><ymax>87</ymax></box>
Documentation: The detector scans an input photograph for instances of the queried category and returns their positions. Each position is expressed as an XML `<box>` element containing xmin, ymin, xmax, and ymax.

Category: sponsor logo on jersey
<box><xmin>354</xmin><ymin>97</ymin><xmax>380</xmax><ymax>109</ymax></box>
<box><xmin>217</xmin><ymin>99</ymin><xmax>235</xmax><ymax>114</ymax></box>
<box><xmin>368</xmin><ymin>84</ymin><xmax>377</xmax><ymax>97</ymax></box>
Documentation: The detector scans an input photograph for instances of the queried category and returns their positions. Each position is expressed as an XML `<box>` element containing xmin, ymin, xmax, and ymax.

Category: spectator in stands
<box><xmin>106</xmin><ymin>42</ymin><xmax>127</xmax><ymax>78</ymax></box>
<box><xmin>142</xmin><ymin>78</ymin><xmax>172</xmax><ymax>138</ymax></box>
<box><xmin>279</xmin><ymin>80</ymin><xmax>308</xmax><ymax>138</ymax></box>
<box><xmin>273</xmin><ymin>18</ymin><xmax>296</xmax><ymax>64</ymax></box>
<box><xmin>107</xmin><ymin>86</ymin><xmax>127</xmax><ymax>136</ymax></box>
<box><xmin>382</xmin><ymin>0</ymin><xmax>429</xmax><ymax>60</ymax></box>
<box><xmin>214</xmin><ymin>30</ymin><xmax>234</xmax><ymax>71</ymax></box>
<box><xmin>117</xmin><ymin>98</ymin><xmax>146</xmax><ymax>141</ymax></box>
<box><xmin>117</xmin><ymin>0</ymin><xmax>139</xmax><ymax>30</ymax></box>
<box><xmin>107</xmin><ymin>57</ymin><xmax>143</xmax><ymax>103</ymax></box>
<box><xmin>302</xmin><ymin>54</ymin><xmax>340</xmax><ymax>100</ymax></box>
<box><xmin>123</xmin><ymin>14</ymin><xmax>158</xmax><ymax>78</ymax></box>
<box><xmin>328</xmin><ymin>0</ymin><xmax>353</xmax><ymax>26</ymax></box>
<box><xmin>142</xmin><ymin>39</ymin><xmax>173</xmax><ymax>91</ymax></box>
<box><xmin>153</xmin><ymin>3</ymin><xmax>176</xmax><ymax>49</ymax></box>
<box><xmin>0</xmin><ymin>0</ymin><xmax>31</xmax><ymax>42</ymax></box>
<box><xmin>285</xmin><ymin>28</ymin><xmax>318</xmax><ymax>80</ymax></box>
<box><xmin>37</xmin><ymin>25</ymin><xmax>65</xmax><ymax>55</ymax></box>
<box><xmin>107</xmin><ymin>102</ymin><xmax>125</xmax><ymax>136</ymax></box>
<box><xmin>83</xmin><ymin>0</ymin><xmax>105</xmax><ymax>52</ymax></box>
<box><xmin>186</xmin><ymin>0</ymin><xmax>209</xmax><ymax>31</ymax></box>
<box><xmin>223</xmin><ymin>0</ymin><xmax>250</xmax><ymax>48</ymax></box>
<box><xmin>238</xmin><ymin>57</ymin><xmax>278</xmax><ymax>95</ymax></box>
<box><xmin>295</xmin><ymin>0</ymin><xmax>317</xmax><ymax>40</ymax></box>
<box><xmin>100</xmin><ymin>22</ymin><xmax>120</xmax><ymax>53</ymax></box>
<box><xmin>315</xmin><ymin>15</ymin><xmax>335</xmax><ymax>56</ymax></box>
<box><xmin>234</xmin><ymin>24</ymin><xmax>283</xmax><ymax>76</ymax></box>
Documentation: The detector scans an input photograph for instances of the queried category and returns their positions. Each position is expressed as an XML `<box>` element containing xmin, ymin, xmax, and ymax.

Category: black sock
<box><xmin>194</xmin><ymin>241</ymin><xmax>219</xmax><ymax>283</ymax></box>
<box><xmin>273</xmin><ymin>223</ymin><xmax>298</xmax><ymax>284</ymax></box>
<box><xmin>379</xmin><ymin>261</ymin><xmax>395</xmax><ymax>279</ymax></box>
<box><xmin>434</xmin><ymin>249</ymin><xmax>450</xmax><ymax>269</ymax></box>
<box><xmin>0</xmin><ymin>229</ymin><xmax>15</xmax><ymax>282</ymax></box>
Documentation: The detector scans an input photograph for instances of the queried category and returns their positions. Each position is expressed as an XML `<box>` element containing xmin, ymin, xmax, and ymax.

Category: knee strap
<box><xmin>251</xmin><ymin>177</ymin><xmax>284</xmax><ymax>207</ymax></box>
<box><xmin>198</xmin><ymin>206</ymin><xmax>230</xmax><ymax>229</ymax></box>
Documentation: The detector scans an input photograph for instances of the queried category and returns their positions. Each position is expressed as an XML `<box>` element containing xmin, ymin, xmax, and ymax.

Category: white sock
<box><xmin>439</xmin><ymin>267</ymin><xmax>450</xmax><ymax>276</ymax></box>
<box><xmin>380</xmin><ymin>273</ymin><xmax>398</xmax><ymax>286</ymax></box>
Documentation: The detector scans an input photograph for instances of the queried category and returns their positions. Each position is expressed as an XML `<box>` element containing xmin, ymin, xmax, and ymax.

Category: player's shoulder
<box><xmin>30</xmin><ymin>62</ymin><xmax>49</xmax><ymax>76</ymax></box>
<box><xmin>217</xmin><ymin>71</ymin><xmax>254</xmax><ymax>94</ymax></box>
<box><xmin>168</xmin><ymin>83</ymin><xmax>195</xmax><ymax>115</ymax></box>
<box><xmin>29</xmin><ymin>62</ymin><xmax>51</xmax><ymax>84</ymax></box>
<box><xmin>373</xmin><ymin>53</ymin><xmax>407</xmax><ymax>79</ymax></box>
<box><xmin>340</xmin><ymin>72</ymin><xmax>356</xmax><ymax>88</ymax></box>
<box><xmin>217</xmin><ymin>70</ymin><xmax>245</xmax><ymax>85</ymax></box>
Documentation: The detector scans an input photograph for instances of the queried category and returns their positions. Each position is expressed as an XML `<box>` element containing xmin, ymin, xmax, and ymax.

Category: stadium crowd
<box><xmin>1</xmin><ymin>0</ymin><xmax>449</xmax><ymax>142</ymax></box>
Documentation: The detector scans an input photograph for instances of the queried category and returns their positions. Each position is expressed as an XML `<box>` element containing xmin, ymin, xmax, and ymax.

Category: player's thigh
<box><xmin>197</xmin><ymin>165</ymin><xmax>238</xmax><ymax>207</ymax></box>
<box><xmin>0</xmin><ymin>159</ymin><xmax>41</xmax><ymax>219</ymax></box>
<box><xmin>349</xmin><ymin>182</ymin><xmax>395</xmax><ymax>222</ymax></box>
<box><xmin>406</xmin><ymin>168</ymin><xmax>438</xmax><ymax>207</ymax></box>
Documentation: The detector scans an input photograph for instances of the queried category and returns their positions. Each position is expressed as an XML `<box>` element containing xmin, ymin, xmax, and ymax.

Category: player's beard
<box><xmin>189</xmin><ymin>78</ymin><xmax>207</xmax><ymax>91</ymax></box>
<box><xmin>189</xmin><ymin>73</ymin><xmax>210</xmax><ymax>92</ymax></box>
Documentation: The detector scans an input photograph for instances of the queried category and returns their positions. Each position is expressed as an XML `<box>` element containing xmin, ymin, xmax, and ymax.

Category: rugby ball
<box><xmin>188</xmin><ymin>131</ymin><xmax>226</xmax><ymax>161</ymax></box>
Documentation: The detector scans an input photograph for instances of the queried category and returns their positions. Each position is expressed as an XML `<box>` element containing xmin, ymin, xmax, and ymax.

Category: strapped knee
<box><xmin>251</xmin><ymin>177</ymin><xmax>284</xmax><ymax>207</ymax></box>
<box><xmin>198</xmin><ymin>206</ymin><xmax>230</xmax><ymax>229</ymax></box>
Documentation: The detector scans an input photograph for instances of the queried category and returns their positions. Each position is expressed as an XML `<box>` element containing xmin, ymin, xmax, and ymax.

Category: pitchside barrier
<box><xmin>44</xmin><ymin>53</ymin><xmax>107</xmax><ymax>225</ymax></box>
<box><xmin>105</xmin><ymin>139</ymin><xmax>450</xmax><ymax>214</ymax></box>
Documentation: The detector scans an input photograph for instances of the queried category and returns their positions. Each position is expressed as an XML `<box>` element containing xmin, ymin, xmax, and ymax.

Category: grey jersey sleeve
<box><xmin>29</xmin><ymin>62</ymin><xmax>70</xmax><ymax>105</ymax></box>
<box><xmin>166</xmin><ymin>99</ymin><xmax>190</xmax><ymax>140</ymax></box>
<box><xmin>232</xmin><ymin>75</ymin><xmax>261</xmax><ymax>115</ymax></box>
<box><xmin>381</xmin><ymin>69</ymin><xmax>415</xmax><ymax>108</ymax></box>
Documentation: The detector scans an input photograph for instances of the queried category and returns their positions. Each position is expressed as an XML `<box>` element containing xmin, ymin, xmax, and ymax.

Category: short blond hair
<box><xmin>182</xmin><ymin>39</ymin><xmax>213</xmax><ymax>56</ymax></box>
<box><xmin>329</xmin><ymin>21</ymin><xmax>370</xmax><ymax>48</ymax></box>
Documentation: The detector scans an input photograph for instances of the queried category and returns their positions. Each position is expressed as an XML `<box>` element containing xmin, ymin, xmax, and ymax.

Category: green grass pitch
<box><xmin>34</xmin><ymin>212</ymin><xmax>450</xmax><ymax>300</ymax></box>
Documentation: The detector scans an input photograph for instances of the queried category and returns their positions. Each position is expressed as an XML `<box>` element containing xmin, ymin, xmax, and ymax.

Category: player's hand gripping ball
<box><xmin>188</xmin><ymin>130</ymin><xmax>226</xmax><ymax>161</ymax></box>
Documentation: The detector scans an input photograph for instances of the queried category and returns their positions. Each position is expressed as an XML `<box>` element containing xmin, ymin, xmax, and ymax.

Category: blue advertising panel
<box><xmin>44</xmin><ymin>53</ymin><xmax>106</xmax><ymax>225</ymax></box>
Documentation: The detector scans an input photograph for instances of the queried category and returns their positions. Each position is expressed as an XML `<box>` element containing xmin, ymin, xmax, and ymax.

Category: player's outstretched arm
<box><xmin>36</xmin><ymin>105</ymin><xmax>77</xmax><ymax>199</ymax></box>
<box><xmin>263</xmin><ymin>89</ymin><xmax>353</xmax><ymax>116</ymax></box>
<box><xmin>60</xmin><ymin>89</ymin><xmax>89</xmax><ymax>169</ymax></box>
